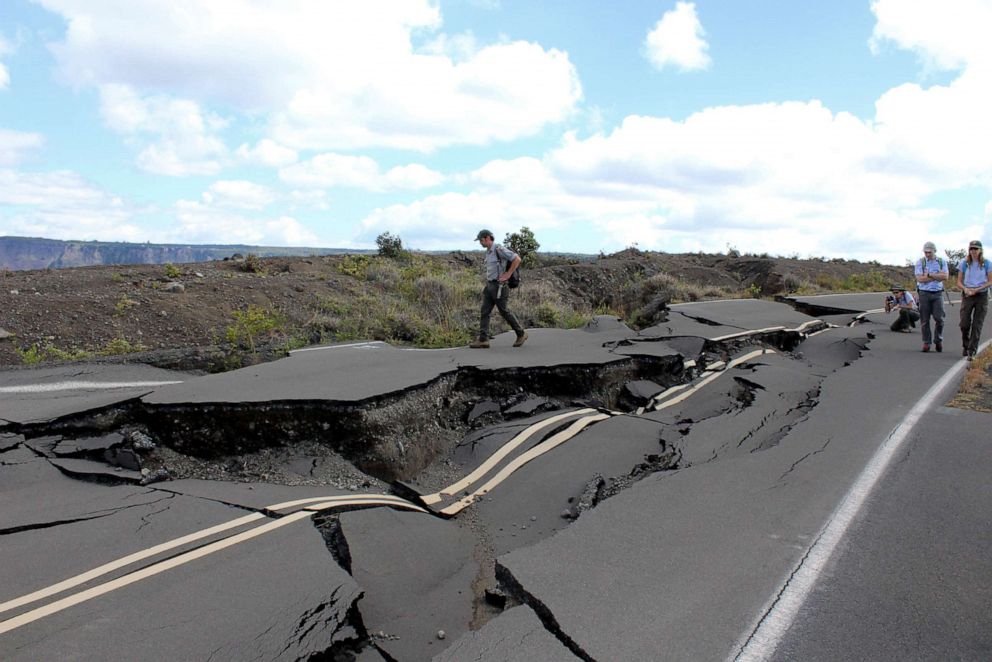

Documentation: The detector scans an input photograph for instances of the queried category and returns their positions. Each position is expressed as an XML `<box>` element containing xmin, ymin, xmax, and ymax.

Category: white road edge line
<box><xmin>0</xmin><ymin>381</ymin><xmax>184</xmax><ymax>394</ymax></box>
<box><xmin>732</xmin><ymin>339</ymin><xmax>988</xmax><ymax>662</ymax></box>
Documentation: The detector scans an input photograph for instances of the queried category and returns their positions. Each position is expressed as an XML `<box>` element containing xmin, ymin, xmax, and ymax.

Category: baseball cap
<box><xmin>923</xmin><ymin>241</ymin><xmax>936</xmax><ymax>252</ymax></box>
<box><xmin>969</xmin><ymin>240</ymin><xmax>983</xmax><ymax>249</ymax></box>
<box><xmin>475</xmin><ymin>229</ymin><xmax>493</xmax><ymax>240</ymax></box>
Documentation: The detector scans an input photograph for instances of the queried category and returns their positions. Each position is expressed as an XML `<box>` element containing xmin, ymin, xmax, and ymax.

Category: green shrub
<box><xmin>241</xmin><ymin>253</ymin><xmax>264</xmax><ymax>273</ymax></box>
<box><xmin>99</xmin><ymin>338</ymin><xmax>147</xmax><ymax>355</ymax></box>
<box><xmin>337</xmin><ymin>254</ymin><xmax>371</xmax><ymax>279</ymax></box>
<box><xmin>114</xmin><ymin>295</ymin><xmax>138</xmax><ymax>315</ymax></box>
<box><xmin>16</xmin><ymin>343</ymin><xmax>92</xmax><ymax>364</ymax></box>
<box><xmin>504</xmin><ymin>226</ymin><xmax>540</xmax><ymax>267</ymax></box>
<box><xmin>225</xmin><ymin>305</ymin><xmax>286</xmax><ymax>354</ymax></box>
<box><xmin>841</xmin><ymin>269</ymin><xmax>889</xmax><ymax>292</ymax></box>
<box><xmin>164</xmin><ymin>263</ymin><xmax>181</xmax><ymax>279</ymax></box>
<box><xmin>376</xmin><ymin>232</ymin><xmax>407</xmax><ymax>258</ymax></box>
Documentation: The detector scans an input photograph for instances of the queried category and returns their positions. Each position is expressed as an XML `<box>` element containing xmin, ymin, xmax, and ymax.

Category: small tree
<box><xmin>945</xmin><ymin>248</ymin><xmax>965</xmax><ymax>276</ymax></box>
<box><xmin>504</xmin><ymin>226</ymin><xmax>540</xmax><ymax>267</ymax></box>
<box><xmin>376</xmin><ymin>232</ymin><xmax>406</xmax><ymax>258</ymax></box>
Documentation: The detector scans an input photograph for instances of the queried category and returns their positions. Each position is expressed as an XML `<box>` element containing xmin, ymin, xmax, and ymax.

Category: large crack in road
<box><xmin>1</xmin><ymin>308</ymin><xmax>873</xmax><ymax>660</ymax></box>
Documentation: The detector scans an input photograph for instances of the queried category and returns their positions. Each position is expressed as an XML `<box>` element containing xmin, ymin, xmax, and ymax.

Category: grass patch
<box><xmin>16</xmin><ymin>343</ymin><xmax>92</xmax><ymax>364</ymax></box>
<box><xmin>948</xmin><ymin>347</ymin><xmax>992</xmax><ymax>412</ymax></box>
<box><xmin>99</xmin><ymin>337</ymin><xmax>148</xmax><ymax>356</ymax></box>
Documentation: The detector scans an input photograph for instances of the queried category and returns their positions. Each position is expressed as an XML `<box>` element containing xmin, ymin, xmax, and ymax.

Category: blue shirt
<box><xmin>485</xmin><ymin>244</ymin><xmax>518</xmax><ymax>281</ymax></box>
<box><xmin>915</xmin><ymin>257</ymin><xmax>947</xmax><ymax>292</ymax></box>
<box><xmin>888</xmin><ymin>291</ymin><xmax>916</xmax><ymax>309</ymax></box>
<box><xmin>958</xmin><ymin>258</ymin><xmax>990</xmax><ymax>289</ymax></box>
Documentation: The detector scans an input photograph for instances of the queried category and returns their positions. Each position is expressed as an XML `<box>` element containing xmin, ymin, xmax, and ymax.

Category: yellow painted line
<box><xmin>683</xmin><ymin>359</ymin><xmax>697</xmax><ymax>369</ymax></box>
<box><xmin>305</xmin><ymin>497</ymin><xmax>428</xmax><ymax>514</ymax></box>
<box><xmin>711</xmin><ymin>326</ymin><xmax>785</xmax><ymax>341</ymax></box>
<box><xmin>654</xmin><ymin>349</ymin><xmax>774</xmax><ymax>412</ymax></box>
<box><xmin>0</xmin><ymin>511</ymin><xmax>313</xmax><ymax>636</ymax></box>
<box><xmin>421</xmin><ymin>408</ymin><xmax>596</xmax><ymax>505</ymax></box>
<box><xmin>794</xmin><ymin>319</ymin><xmax>825</xmax><ymax>332</ymax></box>
<box><xmin>0</xmin><ymin>512</ymin><xmax>267</xmax><ymax>616</ymax></box>
<box><xmin>804</xmin><ymin>327</ymin><xmax>834</xmax><ymax>339</ymax></box>
<box><xmin>266</xmin><ymin>494</ymin><xmax>402</xmax><ymax>512</ymax></box>
<box><xmin>440</xmin><ymin>413</ymin><xmax>611</xmax><ymax>516</ymax></box>
<box><xmin>648</xmin><ymin>383</ymin><xmax>691</xmax><ymax>407</ymax></box>
<box><xmin>0</xmin><ymin>493</ymin><xmax>423</xmax><ymax>619</ymax></box>
<box><xmin>705</xmin><ymin>361</ymin><xmax>727</xmax><ymax>371</ymax></box>
<box><xmin>849</xmin><ymin>308</ymin><xmax>886</xmax><ymax>326</ymax></box>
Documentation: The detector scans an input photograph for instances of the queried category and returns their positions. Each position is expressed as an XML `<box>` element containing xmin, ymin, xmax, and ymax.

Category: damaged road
<box><xmin>1</xmin><ymin>294</ymin><xmax>986</xmax><ymax>660</ymax></box>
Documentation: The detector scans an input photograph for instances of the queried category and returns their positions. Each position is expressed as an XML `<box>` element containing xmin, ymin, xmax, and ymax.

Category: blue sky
<box><xmin>0</xmin><ymin>0</ymin><xmax>989</xmax><ymax>264</ymax></box>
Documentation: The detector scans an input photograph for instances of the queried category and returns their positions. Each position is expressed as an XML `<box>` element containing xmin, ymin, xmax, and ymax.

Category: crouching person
<box><xmin>885</xmin><ymin>284</ymin><xmax>919</xmax><ymax>333</ymax></box>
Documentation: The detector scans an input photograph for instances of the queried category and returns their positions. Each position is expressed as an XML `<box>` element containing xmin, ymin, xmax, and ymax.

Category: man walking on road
<box><xmin>469</xmin><ymin>229</ymin><xmax>527</xmax><ymax>349</ymax></box>
<box><xmin>915</xmin><ymin>241</ymin><xmax>948</xmax><ymax>352</ymax></box>
<box><xmin>956</xmin><ymin>239</ymin><xmax>990</xmax><ymax>360</ymax></box>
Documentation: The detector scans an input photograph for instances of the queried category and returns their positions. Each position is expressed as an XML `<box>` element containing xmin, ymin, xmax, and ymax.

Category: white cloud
<box><xmin>201</xmin><ymin>180</ymin><xmax>278</xmax><ymax>210</ymax></box>
<box><xmin>280</xmin><ymin>153</ymin><xmax>445</xmax><ymax>191</ymax></box>
<box><xmin>289</xmin><ymin>189</ymin><xmax>330</xmax><ymax>212</ymax></box>
<box><xmin>235</xmin><ymin>139</ymin><xmax>298</xmax><ymax>168</ymax></box>
<box><xmin>0</xmin><ymin>34</ymin><xmax>11</xmax><ymax>90</ymax></box>
<box><xmin>870</xmin><ymin>0</ymin><xmax>992</xmax><ymax>71</ymax></box>
<box><xmin>0</xmin><ymin>129</ymin><xmax>44</xmax><ymax>166</ymax></box>
<box><xmin>359</xmin><ymin>2</ymin><xmax>992</xmax><ymax>261</ymax></box>
<box><xmin>644</xmin><ymin>2</ymin><xmax>711</xmax><ymax>72</ymax></box>
<box><xmin>172</xmin><ymin>198</ymin><xmax>318</xmax><ymax>246</ymax></box>
<box><xmin>0</xmin><ymin>169</ymin><xmax>144</xmax><ymax>241</ymax></box>
<box><xmin>37</xmin><ymin>1</ymin><xmax>581</xmax><ymax>152</ymax></box>
<box><xmin>99</xmin><ymin>84</ymin><xmax>228</xmax><ymax>176</ymax></box>
<box><xmin>356</xmin><ymin>95</ymin><xmax>977</xmax><ymax>262</ymax></box>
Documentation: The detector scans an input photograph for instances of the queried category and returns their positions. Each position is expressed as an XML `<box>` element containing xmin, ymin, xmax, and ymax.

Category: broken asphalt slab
<box><xmin>335</xmin><ymin>507</ymin><xmax>477</xmax><ymax>662</ymax></box>
<box><xmin>0</xmin><ymin>363</ymin><xmax>189</xmax><ymax>425</ymax></box>
<box><xmin>143</xmin><ymin>320</ymin><xmax>660</xmax><ymax>406</ymax></box>
<box><xmin>1</xmin><ymin>490</ymin><xmax>361</xmax><ymax>661</ymax></box>
<box><xmin>433</xmin><ymin>605</ymin><xmax>580</xmax><ymax>662</ymax></box>
<box><xmin>494</xmin><ymin>322</ymin><xmax>970</xmax><ymax>661</ymax></box>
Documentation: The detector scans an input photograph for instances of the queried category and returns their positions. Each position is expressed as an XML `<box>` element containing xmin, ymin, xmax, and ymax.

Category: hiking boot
<box><xmin>935</xmin><ymin>342</ymin><xmax>943</xmax><ymax>353</ymax></box>
<box><xmin>921</xmin><ymin>344</ymin><xmax>930</xmax><ymax>352</ymax></box>
<box><xmin>963</xmin><ymin>348</ymin><xmax>969</xmax><ymax>357</ymax></box>
<box><xmin>469</xmin><ymin>339</ymin><xmax>490</xmax><ymax>349</ymax></box>
<box><xmin>513</xmin><ymin>332</ymin><xmax>528</xmax><ymax>348</ymax></box>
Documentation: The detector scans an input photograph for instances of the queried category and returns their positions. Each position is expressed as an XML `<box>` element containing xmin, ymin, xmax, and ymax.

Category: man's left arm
<box><xmin>498</xmin><ymin>255</ymin><xmax>521</xmax><ymax>281</ymax></box>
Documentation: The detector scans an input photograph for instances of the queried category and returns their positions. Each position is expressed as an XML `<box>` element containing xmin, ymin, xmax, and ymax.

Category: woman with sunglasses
<box><xmin>957</xmin><ymin>239</ymin><xmax>991</xmax><ymax>360</ymax></box>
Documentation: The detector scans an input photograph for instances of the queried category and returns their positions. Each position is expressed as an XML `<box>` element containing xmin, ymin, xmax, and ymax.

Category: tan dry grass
<box><xmin>947</xmin><ymin>346</ymin><xmax>992</xmax><ymax>412</ymax></box>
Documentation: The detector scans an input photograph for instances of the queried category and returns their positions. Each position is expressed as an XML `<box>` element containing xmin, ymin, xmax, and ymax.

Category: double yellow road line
<box><xmin>0</xmin><ymin>494</ymin><xmax>425</xmax><ymax>636</ymax></box>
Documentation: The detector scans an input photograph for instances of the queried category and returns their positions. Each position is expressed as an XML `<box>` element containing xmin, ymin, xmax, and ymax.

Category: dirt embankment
<box><xmin>0</xmin><ymin>249</ymin><xmax>912</xmax><ymax>370</ymax></box>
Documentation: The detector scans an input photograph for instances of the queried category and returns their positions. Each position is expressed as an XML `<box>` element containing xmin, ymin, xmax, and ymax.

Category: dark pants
<box><xmin>918</xmin><ymin>290</ymin><xmax>944</xmax><ymax>345</ymax></box>
<box><xmin>479</xmin><ymin>281</ymin><xmax>523</xmax><ymax>340</ymax></box>
<box><xmin>890</xmin><ymin>308</ymin><xmax>920</xmax><ymax>332</ymax></box>
<box><xmin>959</xmin><ymin>293</ymin><xmax>988</xmax><ymax>356</ymax></box>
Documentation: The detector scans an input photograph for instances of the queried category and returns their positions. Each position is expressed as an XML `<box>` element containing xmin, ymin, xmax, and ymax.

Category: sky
<box><xmin>0</xmin><ymin>0</ymin><xmax>990</xmax><ymax>264</ymax></box>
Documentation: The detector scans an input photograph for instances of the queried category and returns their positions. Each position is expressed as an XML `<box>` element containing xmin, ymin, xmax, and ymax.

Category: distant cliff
<box><xmin>0</xmin><ymin>236</ymin><xmax>349</xmax><ymax>270</ymax></box>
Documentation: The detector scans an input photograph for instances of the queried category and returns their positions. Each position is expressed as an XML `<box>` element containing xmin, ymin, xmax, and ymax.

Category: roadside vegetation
<box><xmin>948</xmin><ymin>347</ymin><xmax>992</xmax><ymax>412</ymax></box>
<box><xmin>4</xmin><ymin>229</ymin><xmax>916</xmax><ymax>368</ymax></box>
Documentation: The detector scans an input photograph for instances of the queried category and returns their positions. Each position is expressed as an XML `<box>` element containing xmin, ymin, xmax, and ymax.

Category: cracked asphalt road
<box><xmin>1</xmin><ymin>294</ymin><xmax>988</xmax><ymax>660</ymax></box>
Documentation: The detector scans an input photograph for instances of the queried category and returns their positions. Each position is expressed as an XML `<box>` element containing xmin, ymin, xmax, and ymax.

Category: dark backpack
<box><xmin>506</xmin><ymin>264</ymin><xmax>520</xmax><ymax>288</ymax></box>
<box><xmin>497</xmin><ymin>246</ymin><xmax>521</xmax><ymax>288</ymax></box>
